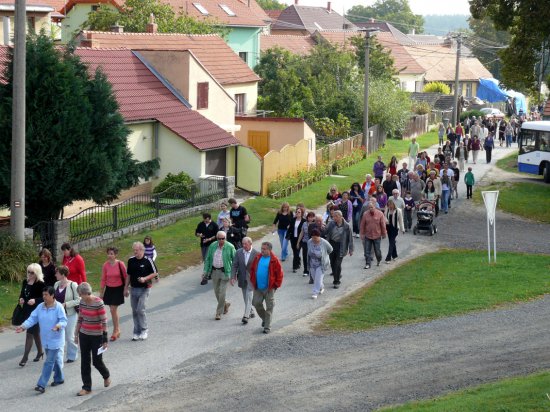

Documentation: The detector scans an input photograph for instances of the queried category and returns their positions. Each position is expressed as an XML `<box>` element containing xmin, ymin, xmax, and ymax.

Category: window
<box><xmin>91</xmin><ymin>5</ymin><xmax>99</xmax><ymax>11</ymax></box>
<box><xmin>235</xmin><ymin>94</ymin><xmax>246</xmax><ymax>115</ymax></box>
<box><xmin>219</xmin><ymin>4</ymin><xmax>236</xmax><ymax>16</ymax></box>
<box><xmin>205</xmin><ymin>149</ymin><xmax>227</xmax><ymax>176</ymax></box>
<box><xmin>193</xmin><ymin>3</ymin><xmax>209</xmax><ymax>15</ymax></box>
<box><xmin>197</xmin><ymin>82</ymin><xmax>209</xmax><ymax>110</ymax></box>
<box><xmin>238</xmin><ymin>52</ymin><xmax>248</xmax><ymax>64</ymax></box>
<box><xmin>540</xmin><ymin>131</ymin><xmax>550</xmax><ymax>152</ymax></box>
<box><xmin>466</xmin><ymin>83</ymin><xmax>473</xmax><ymax>97</ymax></box>
<box><xmin>519</xmin><ymin>129</ymin><xmax>536</xmax><ymax>154</ymax></box>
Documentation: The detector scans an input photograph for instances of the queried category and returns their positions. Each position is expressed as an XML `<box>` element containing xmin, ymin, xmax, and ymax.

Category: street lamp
<box><xmin>361</xmin><ymin>28</ymin><xmax>379</xmax><ymax>157</ymax></box>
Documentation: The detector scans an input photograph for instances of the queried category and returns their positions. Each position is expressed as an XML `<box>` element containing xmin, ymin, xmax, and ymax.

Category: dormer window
<box><xmin>193</xmin><ymin>3</ymin><xmax>209</xmax><ymax>15</ymax></box>
<box><xmin>220</xmin><ymin>4</ymin><xmax>236</xmax><ymax>16</ymax></box>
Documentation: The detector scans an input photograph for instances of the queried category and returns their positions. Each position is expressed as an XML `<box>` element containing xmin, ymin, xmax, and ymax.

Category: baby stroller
<box><xmin>413</xmin><ymin>200</ymin><xmax>437</xmax><ymax>236</ymax></box>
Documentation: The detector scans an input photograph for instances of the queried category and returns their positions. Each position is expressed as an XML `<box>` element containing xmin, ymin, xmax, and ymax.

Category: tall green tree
<box><xmin>256</xmin><ymin>0</ymin><xmax>286</xmax><ymax>11</ymax></box>
<box><xmin>470</xmin><ymin>0</ymin><xmax>550</xmax><ymax>92</ymax></box>
<box><xmin>0</xmin><ymin>33</ymin><xmax>158</xmax><ymax>224</ymax></box>
<box><xmin>83</xmin><ymin>0</ymin><xmax>227</xmax><ymax>36</ymax></box>
<box><xmin>347</xmin><ymin>0</ymin><xmax>424</xmax><ymax>34</ymax></box>
<box><xmin>350</xmin><ymin>35</ymin><xmax>397</xmax><ymax>81</ymax></box>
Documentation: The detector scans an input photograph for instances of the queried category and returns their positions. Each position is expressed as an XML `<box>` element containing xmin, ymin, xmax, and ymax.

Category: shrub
<box><xmin>460</xmin><ymin>109</ymin><xmax>485</xmax><ymax>121</ymax></box>
<box><xmin>153</xmin><ymin>172</ymin><xmax>195</xmax><ymax>198</ymax></box>
<box><xmin>0</xmin><ymin>233</ymin><xmax>37</xmax><ymax>282</ymax></box>
<box><xmin>412</xmin><ymin>101</ymin><xmax>431</xmax><ymax>115</ymax></box>
<box><xmin>423</xmin><ymin>82</ymin><xmax>451</xmax><ymax>94</ymax></box>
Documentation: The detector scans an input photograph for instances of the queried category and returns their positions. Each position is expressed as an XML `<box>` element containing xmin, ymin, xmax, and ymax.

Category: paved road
<box><xmin>0</xmin><ymin>145</ymin><xmax>548</xmax><ymax>411</ymax></box>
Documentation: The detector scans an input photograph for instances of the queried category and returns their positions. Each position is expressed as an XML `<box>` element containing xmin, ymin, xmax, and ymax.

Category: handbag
<box><xmin>11</xmin><ymin>304</ymin><xmax>25</xmax><ymax>326</ymax></box>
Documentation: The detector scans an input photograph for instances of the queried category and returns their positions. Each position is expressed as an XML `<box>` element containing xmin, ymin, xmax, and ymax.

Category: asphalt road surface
<box><xmin>0</xmin><ymin>145</ymin><xmax>548</xmax><ymax>412</ymax></box>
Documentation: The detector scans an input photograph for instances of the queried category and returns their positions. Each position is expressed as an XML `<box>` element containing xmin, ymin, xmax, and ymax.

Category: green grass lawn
<box><xmin>1</xmin><ymin>132</ymin><xmax>438</xmax><ymax>326</ymax></box>
<box><xmin>322</xmin><ymin>250</ymin><xmax>550</xmax><ymax>332</ymax></box>
<box><xmin>495</xmin><ymin>151</ymin><xmax>520</xmax><ymax>173</ymax></box>
<box><xmin>380</xmin><ymin>370</ymin><xmax>550</xmax><ymax>411</ymax></box>
<box><xmin>474</xmin><ymin>182</ymin><xmax>550</xmax><ymax>223</ymax></box>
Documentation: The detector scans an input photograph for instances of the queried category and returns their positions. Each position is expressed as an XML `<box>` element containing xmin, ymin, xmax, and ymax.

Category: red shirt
<box><xmin>63</xmin><ymin>254</ymin><xmax>87</xmax><ymax>285</ymax></box>
<box><xmin>101</xmin><ymin>260</ymin><xmax>128</xmax><ymax>288</ymax></box>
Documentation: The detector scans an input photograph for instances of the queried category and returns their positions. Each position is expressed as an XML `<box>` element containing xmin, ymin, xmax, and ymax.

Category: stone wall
<box><xmin>52</xmin><ymin>176</ymin><xmax>235</xmax><ymax>257</ymax></box>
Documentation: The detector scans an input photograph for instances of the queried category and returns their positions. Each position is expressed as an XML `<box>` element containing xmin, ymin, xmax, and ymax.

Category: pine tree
<box><xmin>0</xmin><ymin>33</ymin><xmax>158</xmax><ymax>224</ymax></box>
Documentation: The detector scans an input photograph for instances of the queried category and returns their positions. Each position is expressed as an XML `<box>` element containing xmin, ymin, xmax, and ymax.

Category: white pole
<box><xmin>493</xmin><ymin>217</ymin><xmax>497</xmax><ymax>263</ymax></box>
<box><xmin>487</xmin><ymin>214</ymin><xmax>491</xmax><ymax>263</ymax></box>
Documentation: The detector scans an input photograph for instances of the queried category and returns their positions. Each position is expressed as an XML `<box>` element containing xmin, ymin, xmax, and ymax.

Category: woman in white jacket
<box><xmin>384</xmin><ymin>199</ymin><xmax>405</xmax><ymax>264</ymax></box>
<box><xmin>54</xmin><ymin>265</ymin><xmax>80</xmax><ymax>362</ymax></box>
<box><xmin>307</xmin><ymin>229</ymin><xmax>333</xmax><ymax>299</ymax></box>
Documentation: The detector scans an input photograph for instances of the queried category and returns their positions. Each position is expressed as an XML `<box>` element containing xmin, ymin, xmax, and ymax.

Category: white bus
<box><xmin>518</xmin><ymin>121</ymin><xmax>550</xmax><ymax>183</ymax></box>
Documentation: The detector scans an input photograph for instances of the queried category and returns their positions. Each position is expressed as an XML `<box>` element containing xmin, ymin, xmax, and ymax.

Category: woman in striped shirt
<box><xmin>74</xmin><ymin>282</ymin><xmax>111</xmax><ymax>396</ymax></box>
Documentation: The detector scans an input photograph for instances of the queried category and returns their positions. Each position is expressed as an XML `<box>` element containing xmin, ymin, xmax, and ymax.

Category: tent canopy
<box><xmin>477</xmin><ymin>78</ymin><xmax>527</xmax><ymax>114</ymax></box>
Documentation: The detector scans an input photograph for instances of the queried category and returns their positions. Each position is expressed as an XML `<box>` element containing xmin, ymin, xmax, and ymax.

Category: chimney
<box><xmin>111</xmin><ymin>23</ymin><xmax>124</xmax><ymax>33</ymax></box>
<box><xmin>327</xmin><ymin>1</ymin><xmax>331</xmax><ymax>12</ymax></box>
<box><xmin>294</xmin><ymin>0</ymin><xmax>298</xmax><ymax>5</ymax></box>
<box><xmin>370</xmin><ymin>18</ymin><xmax>375</xmax><ymax>23</ymax></box>
<box><xmin>410</xmin><ymin>28</ymin><xmax>415</xmax><ymax>35</ymax></box>
<box><xmin>146</xmin><ymin>13</ymin><xmax>158</xmax><ymax>33</ymax></box>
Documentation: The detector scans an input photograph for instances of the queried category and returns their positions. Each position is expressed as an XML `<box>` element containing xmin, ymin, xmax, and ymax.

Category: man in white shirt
<box><xmin>231</xmin><ymin>237</ymin><xmax>259</xmax><ymax>324</ymax></box>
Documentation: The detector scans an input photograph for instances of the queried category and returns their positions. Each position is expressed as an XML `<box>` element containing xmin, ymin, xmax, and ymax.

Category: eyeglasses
<box><xmin>217</xmin><ymin>237</ymin><xmax>226</xmax><ymax>240</ymax></box>
<box><xmin>27</xmin><ymin>271</ymin><xmax>35</xmax><ymax>275</ymax></box>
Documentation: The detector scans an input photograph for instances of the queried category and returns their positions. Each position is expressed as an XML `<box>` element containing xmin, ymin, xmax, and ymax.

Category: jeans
<box><xmin>310</xmin><ymin>265</ymin><xmax>324</xmax><ymax>295</ymax></box>
<box><xmin>131</xmin><ymin>287</ymin><xmax>150</xmax><ymax>335</ymax></box>
<box><xmin>485</xmin><ymin>147</ymin><xmax>492</xmax><ymax>163</ymax></box>
<box><xmin>352</xmin><ymin>208</ymin><xmax>361</xmax><ymax>235</ymax></box>
<box><xmin>506</xmin><ymin>135</ymin><xmax>512</xmax><ymax>147</ymax></box>
<box><xmin>65</xmin><ymin>313</ymin><xmax>78</xmax><ymax>361</ymax></box>
<box><xmin>79</xmin><ymin>333</ymin><xmax>109</xmax><ymax>391</ymax></box>
<box><xmin>211</xmin><ymin>270</ymin><xmax>229</xmax><ymax>316</ymax></box>
<box><xmin>253</xmin><ymin>289</ymin><xmax>275</xmax><ymax>330</ymax></box>
<box><xmin>329</xmin><ymin>241</ymin><xmax>343</xmax><ymax>285</ymax></box>
<box><xmin>241</xmin><ymin>285</ymin><xmax>254</xmax><ymax>318</ymax></box>
<box><xmin>404</xmin><ymin>209</ymin><xmax>413</xmax><ymax>230</ymax></box>
<box><xmin>277</xmin><ymin>229</ymin><xmax>289</xmax><ymax>260</ymax></box>
<box><xmin>37</xmin><ymin>347</ymin><xmax>64</xmax><ymax>388</ymax></box>
<box><xmin>364</xmin><ymin>238</ymin><xmax>382</xmax><ymax>265</ymax></box>
<box><xmin>466</xmin><ymin>184</ymin><xmax>473</xmax><ymax>199</ymax></box>
<box><xmin>441</xmin><ymin>189</ymin><xmax>450</xmax><ymax>213</ymax></box>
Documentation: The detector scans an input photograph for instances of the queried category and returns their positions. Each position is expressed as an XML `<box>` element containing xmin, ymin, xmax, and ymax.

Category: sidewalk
<box><xmin>0</xmin><ymin>144</ymin><xmax>517</xmax><ymax>411</ymax></box>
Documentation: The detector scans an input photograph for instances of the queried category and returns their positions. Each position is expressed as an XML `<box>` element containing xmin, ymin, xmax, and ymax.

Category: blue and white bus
<box><xmin>518</xmin><ymin>121</ymin><xmax>550</xmax><ymax>183</ymax></box>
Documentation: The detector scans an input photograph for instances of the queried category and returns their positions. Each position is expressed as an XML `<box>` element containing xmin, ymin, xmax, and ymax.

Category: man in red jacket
<box><xmin>250</xmin><ymin>242</ymin><xmax>284</xmax><ymax>334</ymax></box>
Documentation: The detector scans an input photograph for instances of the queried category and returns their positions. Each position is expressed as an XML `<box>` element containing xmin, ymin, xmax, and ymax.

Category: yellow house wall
<box><xmin>234</xmin><ymin>119</ymin><xmax>316</xmax><ymax>164</ymax></box>
<box><xmin>226</xmin><ymin>146</ymin><xmax>236</xmax><ymax>177</ymax></box>
<box><xmin>127</xmin><ymin>122</ymin><xmax>154</xmax><ymax>163</ymax></box>
<box><xmin>62</xmin><ymin>4</ymin><xmax>117</xmax><ymax>43</ymax></box>
<box><xmin>0</xmin><ymin>12</ymin><xmax>51</xmax><ymax>45</ymax></box>
<box><xmin>226</xmin><ymin>82</ymin><xmax>258</xmax><ymax>114</ymax></box>
<box><xmin>236</xmin><ymin>146</ymin><xmax>261</xmax><ymax>193</ymax></box>
<box><xmin>156</xmin><ymin>125</ymin><xmax>204</xmax><ymax>184</ymax></box>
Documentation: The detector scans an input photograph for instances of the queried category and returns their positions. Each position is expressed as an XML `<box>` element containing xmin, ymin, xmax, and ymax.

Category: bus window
<box><xmin>519</xmin><ymin>129</ymin><xmax>537</xmax><ymax>154</ymax></box>
<box><xmin>540</xmin><ymin>131</ymin><xmax>550</xmax><ymax>152</ymax></box>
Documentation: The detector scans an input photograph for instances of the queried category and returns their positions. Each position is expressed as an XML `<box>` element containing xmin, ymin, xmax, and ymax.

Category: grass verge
<box><xmin>1</xmin><ymin>132</ymin><xmax>438</xmax><ymax>326</ymax></box>
<box><xmin>495</xmin><ymin>151</ymin><xmax>520</xmax><ymax>173</ymax></box>
<box><xmin>379</xmin><ymin>370</ymin><xmax>550</xmax><ymax>411</ymax></box>
<box><xmin>473</xmin><ymin>182</ymin><xmax>550</xmax><ymax>223</ymax></box>
<box><xmin>321</xmin><ymin>250</ymin><xmax>550</xmax><ymax>332</ymax></box>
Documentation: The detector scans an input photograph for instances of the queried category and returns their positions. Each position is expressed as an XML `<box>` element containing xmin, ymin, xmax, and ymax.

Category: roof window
<box><xmin>193</xmin><ymin>3</ymin><xmax>209</xmax><ymax>15</ymax></box>
<box><xmin>220</xmin><ymin>4</ymin><xmax>236</xmax><ymax>16</ymax></box>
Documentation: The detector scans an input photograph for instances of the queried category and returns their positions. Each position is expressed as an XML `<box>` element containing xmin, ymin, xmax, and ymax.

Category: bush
<box><xmin>460</xmin><ymin>109</ymin><xmax>485</xmax><ymax>121</ymax></box>
<box><xmin>423</xmin><ymin>82</ymin><xmax>451</xmax><ymax>94</ymax></box>
<box><xmin>0</xmin><ymin>233</ymin><xmax>37</xmax><ymax>282</ymax></box>
<box><xmin>153</xmin><ymin>172</ymin><xmax>195</xmax><ymax>198</ymax></box>
<box><xmin>412</xmin><ymin>101</ymin><xmax>431</xmax><ymax>115</ymax></box>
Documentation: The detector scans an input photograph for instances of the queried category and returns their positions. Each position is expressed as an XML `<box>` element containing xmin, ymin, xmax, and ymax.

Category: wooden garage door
<box><xmin>248</xmin><ymin>131</ymin><xmax>270</xmax><ymax>158</ymax></box>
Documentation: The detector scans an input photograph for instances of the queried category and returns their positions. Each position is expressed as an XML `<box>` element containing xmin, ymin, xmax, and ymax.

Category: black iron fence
<box><xmin>31</xmin><ymin>220</ymin><xmax>55</xmax><ymax>258</ymax></box>
<box><xmin>67</xmin><ymin>176</ymin><xmax>227</xmax><ymax>243</ymax></box>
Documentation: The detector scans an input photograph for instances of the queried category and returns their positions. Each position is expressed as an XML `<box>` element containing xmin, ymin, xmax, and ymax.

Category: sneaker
<box><xmin>311</xmin><ymin>294</ymin><xmax>318</xmax><ymax>299</ymax></box>
<box><xmin>393</xmin><ymin>257</ymin><xmax>398</xmax><ymax>261</ymax></box>
<box><xmin>104</xmin><ymin>377</ymin><xmax>111</xmax><ymax>388</ymax></box>
<box><xmin>223</xmin><ymin>302</ymin><xmax>231</xmax><ymax>314</ymax></box>
<box><xmin>215</xmin><ymin>314</ymin><xmax>221</xmax><ymax>320</ymax></box>
<box><xmin>249</xmin><ymin>311</ymin><xmax>255</xmax><ymax>319</ymax></box>
<box><xmin>132</xmin><ymin>334</ymin><xmax>140</xmax><ymax>341</ymax></box>
<box><xmin>242</xmin><ymin>316</ymin><xmax>249</xmax><ymax>324</ymax></box>
<box><xmin>364</xmin><ymin>264</ymin><xmax>371</xmax><ymax>269</ymax></box>
<box><xmin>309</xmin><ymin>279</ymin><xmax>314</xmax><ymax>284</ymax></box>
<box><xmin>385</xmin><ymin>260</ymin><xmax>391</xmax><ymax>264</ymax></box>
<box><xmin>320</xmin><ymin>288</ymin><xmax>325</xmax><ymax>295</ymax></box>
<box><xmin>302</xmin><ymin>272</ymin><xmax>308</xmax><ymax>277</ymax></box>
<box><xmin>333</xmin><ymin>284</ymin><xmax>340</xmax><ymax>289</ymax></box>
<box><xmin>139</xmin><ymin>331</ymin><xmax>148</xmax><ymax>340</ymax></box>
<box><xmin>34</xmin><ymin>386</ymin><xmax>45</xmax><ymax>394</ymax></box>
<box><xmin>377</xmin><ymin>261</ymin><xmax>381</xmax><ymax>267</ymax></box>
<box><xmin>263</xmin><ymin>328</ymin><xmax>270</xmax><ymax>334</ymax></box>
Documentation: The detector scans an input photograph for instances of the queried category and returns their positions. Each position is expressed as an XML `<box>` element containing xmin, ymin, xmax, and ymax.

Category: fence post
<box><xmin>154</xmin><ymin>194</ymin><xmax>160</xmax><ymax>218</ymax></box>
<box><xmin>52</xmin><ymin>219</ymin><xmax>70</xmax><ymax>264</ymax></box>
<box><xmin>113</xmin><ymin>206</ymin><xmax>118</xmax><ymax>231</ymax></box>
<box><xmin>223</xmin><ymin>176</ymin><xmax>228</xmax><ymax>198</ymax></box>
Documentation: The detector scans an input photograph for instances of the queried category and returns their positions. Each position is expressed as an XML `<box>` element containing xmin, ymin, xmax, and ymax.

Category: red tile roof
<box><xmin>0</xmin><ymin>46</ymin><xmax>238</xmax><ymax>150</ymax></box>
<box><xmin>272</xmin><ymin>4</ymin><xmax>356</xmax><ymax>33</ymax></box>
<box><xmin>265</xmin><ymin>9</ymin><xmax>282</xmax><ymax>21</ymax></box>
<box><xmin>169</xmin><ymin>0</ymin><xmax>267</xmax><ymax>27</ymax></box>
<box><xmin>375</xmin><ymin>32</ymin><xmax>425</xmax><ymax>75</ymax></box>
<box><xmin>60</xmin><ymin>0</ymin><xmax>123</xmax><ymax>15</ymax></box>
<box><xmin>260</xmin><ymin>34</ymin><xmax>315</xmax><ymax>55</ymax></box>
<box><xmin>81</xmin><ymin>31</ymin><xmax>260</xmax><ymax>86</ymax></box>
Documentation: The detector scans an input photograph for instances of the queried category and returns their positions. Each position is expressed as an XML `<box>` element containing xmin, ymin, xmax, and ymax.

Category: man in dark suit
<box><xmin>231</xmin><ymin>237</ymin><xmax>259</xmax><ymax>324</ymax></box>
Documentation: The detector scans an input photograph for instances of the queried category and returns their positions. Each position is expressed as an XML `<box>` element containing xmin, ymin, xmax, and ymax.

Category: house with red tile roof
<box><xmin>260</xmin><ymin>33</ymin><xmax>315</xmax><ymax>56</ymax></box>
<box><xmin>79</xmin><ymin>30</ymin><xmax>260</xmax><ymax>117</ymax></box>
<box><xmin>0</xmin><ymin>0</ymin><xmax>60</xmax><ymax>45</ymax></box>
<box><xmin>75</xmin><ymin>47</ymin><xmax>241</xmax><ymax>181</ymax></box>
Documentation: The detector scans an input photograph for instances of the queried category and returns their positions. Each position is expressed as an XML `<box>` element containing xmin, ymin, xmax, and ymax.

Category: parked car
<box><xmin>480</xmin><ymin>107</ymin><xmax>505</xmax><ymax>119</ymax></box>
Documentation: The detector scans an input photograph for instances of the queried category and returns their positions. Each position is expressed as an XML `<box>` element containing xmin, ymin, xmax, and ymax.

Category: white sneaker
<box><xmin>132</xmin><ymin>334</ymin><xmax>140</xmax><ymax>341</ymax></box>
<box><xmin>139</xmin><ymin>331</ymin><xmax>148</xmax><ymax>340</ymax></box>
<box><xmin>385</xmin><ymin>261</ymin><xmax>391</xmax><ymax>264</ymax></box>
<box><xmin>320</xmin><ymin>288</ymin><xmax>325</xmax><ymax>295</ymax></box>
<box><xmin>311</xmin><ymin>294</ymin><xmax>318</xmax><ymax>299</ymax></box>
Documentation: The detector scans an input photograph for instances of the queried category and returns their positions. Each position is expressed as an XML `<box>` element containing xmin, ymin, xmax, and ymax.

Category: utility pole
<box><xmin>362</xmin><ymin>28</ymin><xmax>378</xmax><ymax>156</ymax></box>
<box><xmin>538</xmin><ymin>41</ymin><xmax>545</xmax><ymax>103</ymax></box>
<box><xmin>11</xmin><ymin>0</ymin><xmax>26</xmax><ymax>241</ymax></box>
<box><xmin>452</xmin><ymin>33</ymin><xmax>463</xmax><ymax>126</ymax></box>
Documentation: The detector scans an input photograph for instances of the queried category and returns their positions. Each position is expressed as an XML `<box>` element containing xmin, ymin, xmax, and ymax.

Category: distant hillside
<box><xmin>423</xmin><ymin>15</ymin><xmax>469</xmax><ymax>35</ymax></box>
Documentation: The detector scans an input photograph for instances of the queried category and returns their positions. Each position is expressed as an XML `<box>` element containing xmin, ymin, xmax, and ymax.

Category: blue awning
<box><xmin>477</xmin><ymin>78</ymin><xmax>527</xmax><ymax>115</ymax></box>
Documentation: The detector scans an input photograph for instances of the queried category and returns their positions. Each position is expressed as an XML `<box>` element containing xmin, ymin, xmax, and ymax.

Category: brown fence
<box><xmin>402</xmin><ymin>114</ymin><xmax>429</xmax><ymax>139</ymax></box>
<box><xmin>316</xmin><ymin>127</ymin><xmax>386</xmax><ymax>163</ymax></box>
<box><xmin>262</xmin><ymin>139</ymin><xmax>310</xmax><ymax>195</ymax></box>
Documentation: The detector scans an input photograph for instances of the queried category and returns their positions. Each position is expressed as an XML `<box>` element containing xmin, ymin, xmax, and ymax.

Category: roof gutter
<box><xmin>0</xmin><ymin>4</ymin><xmax>54</xmax><ymax>12</ymax></box>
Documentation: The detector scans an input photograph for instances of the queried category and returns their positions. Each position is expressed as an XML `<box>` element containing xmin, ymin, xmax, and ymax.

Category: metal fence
<box><xmin>67</xmin><ymin>176</ymin><xmax>227</xmax><ymax>243</ymax></box>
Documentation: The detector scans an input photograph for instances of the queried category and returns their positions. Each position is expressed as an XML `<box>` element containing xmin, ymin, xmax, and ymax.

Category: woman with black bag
<box><xmin>17</xmin><ymin>263</ymin><xmax>45</xmax><ymax>366</ymax></box>
<box><xmin>99</xmin><ymin>247</ymin><xmax>128</xmax><ymax>342</ymax></box>
<box><xmin>286</xmin><ymin>208</ymin><xmax>306</xmax><ymax>273</ymax></box>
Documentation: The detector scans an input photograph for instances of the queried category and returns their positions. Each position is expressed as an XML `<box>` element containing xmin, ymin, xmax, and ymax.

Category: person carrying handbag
<box><xmin>54</xmin><ymin>265</ymin><xmax>80</xmax><ymax>362</ymax></box>
<box><xmin>100</xmin><ymin>247</ymin><xmax>128</xmax><ymax>342</ymax></box>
